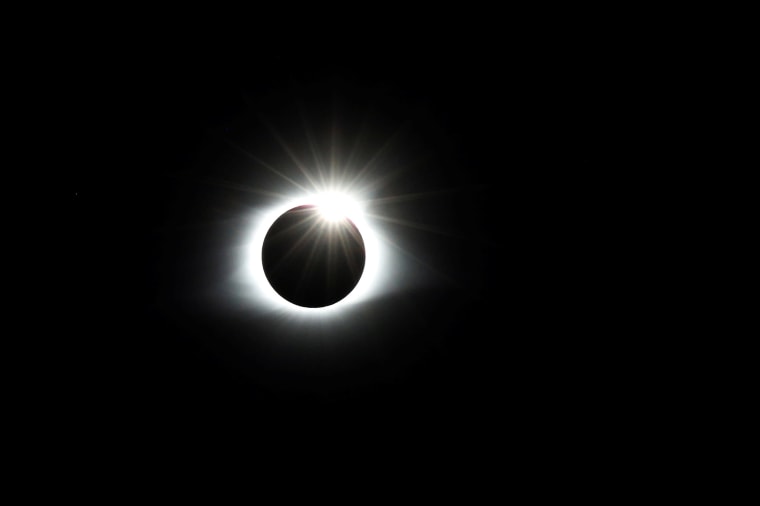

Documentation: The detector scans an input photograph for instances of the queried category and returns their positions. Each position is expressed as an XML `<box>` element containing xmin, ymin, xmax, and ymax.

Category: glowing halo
<box><xmin>243</xmin><ymin>190</ymin><xmax>385</xmax><ymax>317</ymax></box>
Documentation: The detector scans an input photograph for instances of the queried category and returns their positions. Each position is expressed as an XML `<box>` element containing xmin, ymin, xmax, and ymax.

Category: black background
<box><xmin>57</xmin><ymin>25</ymin><xmax>650</xmax><ymax>457</ymax></box>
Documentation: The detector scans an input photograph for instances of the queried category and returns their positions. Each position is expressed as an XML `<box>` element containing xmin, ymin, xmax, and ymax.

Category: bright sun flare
<box><xmin>313</xmin><ymin>192</ymin><xmax>361</xmax><ymax>222</ymax></box>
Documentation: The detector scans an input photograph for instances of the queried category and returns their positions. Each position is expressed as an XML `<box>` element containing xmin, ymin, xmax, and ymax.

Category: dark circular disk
<box><xmin>261</xmin><ymin>205</ymin><xmax>366</xmax><ymax>308</ymax></box>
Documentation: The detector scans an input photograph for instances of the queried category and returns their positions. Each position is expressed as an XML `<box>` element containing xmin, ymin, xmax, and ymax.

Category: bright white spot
<box><xmin>313</xmin><ymin>192</ymin><xmax>362</xmax><ymax>222</ymax></box>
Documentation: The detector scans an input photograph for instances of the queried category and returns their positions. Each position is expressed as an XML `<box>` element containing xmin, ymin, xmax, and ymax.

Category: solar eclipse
<box><xmin>261</xmin><ymin>204</ymin><xmax>366</xmax><ymax>308</ymax></box>
<box><xmin>62</xmin><ymin>36</ymin><xmax>616</xmax><ymax>449</ymax></box>
<box><xmin>244</xmin><ymin>190</ymin><xmax>390</xmax><ymax>318</ymax></box>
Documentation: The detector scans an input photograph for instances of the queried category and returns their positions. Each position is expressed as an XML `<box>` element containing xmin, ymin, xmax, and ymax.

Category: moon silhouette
<box><xmin>261</xmin><ymin>205</ymin><xmax>366</xmax><ymax>308</ymax></box>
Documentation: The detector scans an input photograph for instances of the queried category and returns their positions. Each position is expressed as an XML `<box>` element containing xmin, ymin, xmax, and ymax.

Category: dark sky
<box><xmin>59</xmin><ymin>32</ymin><xmax>645</xmax><ymax>454</ymax></box>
